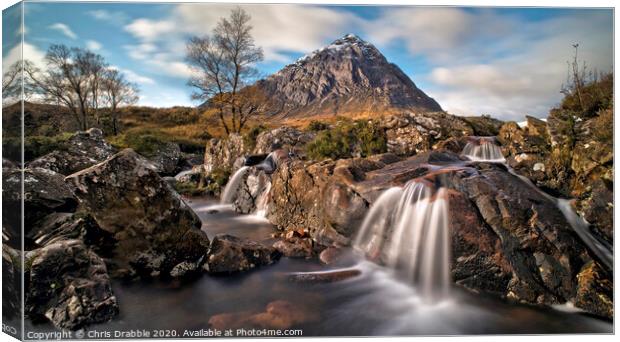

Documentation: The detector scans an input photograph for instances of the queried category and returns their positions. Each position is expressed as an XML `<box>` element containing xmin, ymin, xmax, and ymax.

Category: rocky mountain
<box><xmin>257</xmin><ymin>34</ymin><xmax>442</xmax><ymax>119</ymax></box>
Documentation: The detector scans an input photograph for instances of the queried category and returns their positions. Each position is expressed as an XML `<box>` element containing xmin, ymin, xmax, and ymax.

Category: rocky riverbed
<box><xmin>20</xmin><ymin>198</ymin><xmax>613</xmax><ymax>336</ymax></box>
<box><xmin>3</xmin><ymin>107</ymin><xmax>613</xmax><ymax>336</ymax></box>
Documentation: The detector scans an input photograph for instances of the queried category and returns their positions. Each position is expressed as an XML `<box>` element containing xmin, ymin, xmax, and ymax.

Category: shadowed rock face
<box><xmin>257</xmin><ymin>34</ymin><xmax>442</xmax><ymax>118</ymax></box>
<box><xmin>66</xmin><ymin>149</ymin><xmax>209</xmax><ymax>278</ymax></box>
<box><xmin>2</xmin><ymin>166</ymin><xmax>79</xmax><ymax>248</ymax></box>
<box><xmin>25</xmin><ymin>239</ymin><xmax>118</xmax><ymax>330</ymax></box>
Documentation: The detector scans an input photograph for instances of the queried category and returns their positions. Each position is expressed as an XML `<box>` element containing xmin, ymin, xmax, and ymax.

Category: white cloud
<box><xmin>88</xmin><ymin>9</ymin><xmax>129</xmax><ymax>25</ymax></box>
<box><xmin>49</xmin><ymin>23</ymin><xmax>77</xmax><ymax>40</ymax></box>
<box><xmin>122</xmin><ymin>69</ymin><xmax>155</xmax><ymax>85</ymax></box>
<box><xmin>119</xmin><ymin>5</ymin><xmax>611</xmax><ymax>118</ymax></box>
<box><xmin>122</xmin><ymin>4</ymin><xmax>357</xmax><ymax>79</ymax></box>
<box><xmin>3</xmin><ymin>43</ymin><xmax>47</xmax><ymax>72</ymax></box>
<box><xmin>421</xmin><ymin>10</ymin><xmax>613</xmax><ymax>120</ymax></box>
<box><xmin>86</xmin><ymin>40</ymin><xmax>102</xmax><ymax>51</ymax></box>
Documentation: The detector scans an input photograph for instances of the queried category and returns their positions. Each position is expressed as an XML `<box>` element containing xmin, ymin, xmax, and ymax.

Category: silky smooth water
<box><xmin>355</xmin><ymin>181</ymin><xmax>451</xmax><ymax>301</ymax></box>
<box><xmin>461</xmin><ymin>138</ymin><xmax>505</xmax><ymax>162</ymax></box>
<box><xmin>221</xmin><ymin>166</ymin><xmax>249</xmax><ymax>204</ymax></box>
<box><xmin>24</xmin><ymin>196</ymin><xmax>612</xmax><ymax>336</ymax></box>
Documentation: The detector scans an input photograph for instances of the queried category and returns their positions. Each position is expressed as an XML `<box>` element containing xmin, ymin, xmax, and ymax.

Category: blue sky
<box><xmin>3</xmin><ymin>2</ymin><xmax>613</xmax><ymax>121</ymax></box>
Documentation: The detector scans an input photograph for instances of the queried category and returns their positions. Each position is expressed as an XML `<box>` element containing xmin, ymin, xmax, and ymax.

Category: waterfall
<box><xmin>354</xmin><ymin>180</ymin><xmax>451</xmax><ymax>301</ymax></box>
<box><xmin>221</xmin><ymin>166</ymin><xmax>250</xmax><ymax>204</ymax></box>
<box><xmin>254</xmin><ymin>181</ymin><xmax>272</xmax><ymax>218</ymax></box>
<box><xmin>459</xmin><ymin>137</ymin><xmax>613</xmax><ymax>271</ymax></box>
<box><xmin>461</xmin><ymin>138</ymin><xmax>505</xmax><ymax>162</ymax></box>
<box><xmin>506</xmin><ymin>167</ymin><xmax>613</xmax><ymax>270</ymax></box>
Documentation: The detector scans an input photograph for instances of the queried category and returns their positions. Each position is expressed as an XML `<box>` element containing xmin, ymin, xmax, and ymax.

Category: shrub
<box><xmin>242</xmin><ymin>124</ymin><xmax>267</xmax><ymax>151</ymax></box>
<box><xmin>3</xmin><ymin>133</ymin><xmax>74</xmax><ymax>162</ymax></box>
<box><xmin>109</xmin><ymin>128</ymin><xmax>170</xmax><ymax>157</ymax></box>
<box><xmin>307</xmin><ymin>120</ymin><xmax>329</xmax><ymax>132</ymax></box>
<box><xmin>306</xmin><ymin>119</ymin><xmax>387</xmax><ymax>160</ymax></box>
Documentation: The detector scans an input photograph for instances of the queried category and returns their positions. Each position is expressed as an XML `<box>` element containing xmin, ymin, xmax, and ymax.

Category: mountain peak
<box><xmin>258</xmin><ymin>35</ymin><xmax>442</xmax><ymax>119</ymax></box>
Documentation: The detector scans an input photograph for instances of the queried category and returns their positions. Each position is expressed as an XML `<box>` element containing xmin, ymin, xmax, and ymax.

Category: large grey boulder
<box><xmin>65</xmin><ymin>149</ymin><xmax>210</xmax><ymax>277</ymax></box>
<box><xmin>28</xmin><ymin>128</ymin><xmax>116</xmax><ymax>175</ymax></box>
<box><xmin>204</xmin><ymin>134</ymin><xmax>247</xmax><ymax>175</ymax></box>
<box><xmin>25</xmin><ymin>240</ymin><xmax>118</xmax><ymax>330</ymax></box>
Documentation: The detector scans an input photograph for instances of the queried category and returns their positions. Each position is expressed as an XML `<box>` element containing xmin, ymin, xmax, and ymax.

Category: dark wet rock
<box><xmin>2</xmin><ymin>244</ymin><xmax>21</xmax><ymax>319</ymax></box>
<box><xmin>380</xmin><ymin>112</ymin><xmax>473</xmax><ymax>156</ymax></box>
<box><xmin>273</xmin><ymin>237</ymin><xmax>314</xmax><ymax>259</ymax></box>
<box><xmin>285</xmin><ymin>269</ymin><xmax>361</xmax><ymax>284</ymax></box>
<box><xmin>3</xmin><ymin>158</ymin><xmax>17</xmax><ymax>169</ymax></box>
<box><xmin>205</xmin><ymin>234</ymin><xmax>281</xmax><ymax>274</ymax></box>
<box><xmin>28</xmin><ymin>128</ymin><xmax>116</xmax><ymax>175</ymax></box>
<box><xmin>243</xmin><ymin>154</ymin><xmax>269</xmax><ymax>166</ymax></box>
<box><xmin>209</xmin><ymin>300</ymin><xmax>318</xmax><ymax>330</ymax></box>
<box><xmin>29</xmin><ymin>212</ymin><xmax>115</xmax><ymax>255</ymax></box>
<box><xmin>253</xmin><ymin>127</ymin><xmax>315</xmax><ymax>155</ymax></box>
<box><xmin>25</xmin><ymin>239</ymin><xmax>118</xmax><ymax>330</ymax></box>
<box><xmin>440</xmin><ymin>162</ymin><xmax>610</xmax><ymax>316</ymax></box>
<box><xmin>2</xmin><ymin>167</ymin><xmax>78</xmax><ymax>248</ymax></box>
<box><xmin>65</xmin><ymin>149</ymin><xmax>209</xmax><ymax>277</ymax></box>
<box><xmin>204</xmin><ymin>134</ymin><xmax>247</xmax><ymax>175</ymax></box>
<box><xmin>574</xmin><ymin>261</ymin><xmax>613</xmax><ymax>318</ymax></box>
<box><xmin>148</xmin><ymin>142</ymin><xmax>182</xmax><ymax>176</ymax></box>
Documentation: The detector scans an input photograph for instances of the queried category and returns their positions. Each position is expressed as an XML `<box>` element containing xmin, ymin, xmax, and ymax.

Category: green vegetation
<box><xmin>306</xmin><ymin>120</ymin><xmax>329</xmax><ymax>132</ymax></box>
<box><xmin>174</xmin><ymin>181</ymin><xmax>207</xmax><ymax>197</ymax></box>
<box><xmin>3</xmin><ymin>133</ymin><xmax>74</xmax><ymax>162</ymax></box>
<box><xmin>242</xmin><ymin>124</ymin><xmax>268</xmax><ymax>151</ymax></box>
<box><xmin>306</xmin><ymin>119</ymin><xmax>387</xmax><ymax>160</ymax></box>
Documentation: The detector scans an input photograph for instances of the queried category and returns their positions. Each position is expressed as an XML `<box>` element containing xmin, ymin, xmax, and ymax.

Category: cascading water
<box><xmin>460</xmin><ymin>136</ymin><xmax>613</xmax><ymax>270</ymax></box>
<box><xmin>461</xmin><ymin>137</ymin><xmax>505</xmax><ymax>162</ymax></box>
<box><xmin>254</xmin><ymin>181</ymin><xmax>272</xmax><ymax>218</ymax></box>
<box><xmin>221</xmin><ymin>166</ymin><xmax>250</xmax><ymax>204</ymax></box>
<box><xmin>354</xmin><ymin>180</ymin><xmax>451</xmax><ymax>302</ymax></box>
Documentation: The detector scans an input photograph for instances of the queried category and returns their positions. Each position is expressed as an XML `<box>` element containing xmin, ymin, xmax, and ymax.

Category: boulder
<box><xmin>148</xmin><ymin>142</ymin><xmax>182</xmax><ymax>176</ymax></box>
<box><xmin>28</xmin><ymin>128</ymin><xmax>116</xmax><ymax>175</ymax></box>
<box><xmin>272</xmin><ymin>237</ymin><xmax>314</xmax><ymax>259</ymax></box>
<box><xmin>462</xmin><ymin>115</ymin><xmax>504</xmax><ymax>136</ymax></box>
<box><xmin>28</xmin><ymin>212</ymin><xmax>115</xmax><ymax>255</ymax></box>
<box><xmin>2</xmin><ymin>244</ymin><xmax>21</xmax><ymax>319</ymax></box>
<box><xmin>253</xmin><ymin>127</ymin><xmax>315</xmax><ymax>155</ymax></box>
<box><xmin>204</xmin><ymin>234</ymin><xmax>281</xmax><ymax>274</ymax></box>
<box><xmin>204</xmin><ymin>134</ymin><xmax>247</xmax><ymax>175</ymax></box>
<box><xmin>25</xmin><ymin>239</ymin><xmax>118</xmax><ymax>330</ymax></box>
<box><xmin>380</xmin><ymin>112</ymin><xmax>473</xmax><ymax>156</ymax></box>
<box><xmin>2</xmin><ymin>167</ymin><xmax>78</xmax><ymax>248</ymax></box>
<box><xmin>65</xmin><ymin>149</ymin><xmax>209</xmax><ymax>277</ymax></box>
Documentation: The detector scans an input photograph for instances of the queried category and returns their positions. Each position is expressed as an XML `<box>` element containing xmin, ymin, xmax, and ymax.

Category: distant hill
<box><xmin>256</xmin><ymin>34</ymin><xmax>442</xmax><ymax>120</ymax></box>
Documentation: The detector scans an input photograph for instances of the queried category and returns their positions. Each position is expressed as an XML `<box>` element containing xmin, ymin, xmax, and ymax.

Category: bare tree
<box><xmin>101</xmin><ymin>68</ymin><xmax>139</xmax><ymax>135</ymax></box>
<box><xmin>88</xmin><ymin>53</ymin><xmax>108</xmax><ymax>125</ymax></box>
<box><xmin>2</xmin><ymin>60</ymin><xmax>38</xmax><ymax>103</ymax></box>
<box><xmin>186</xmin><ymin>7</ymin><xmax>264</xmax><ymax>134</ymax></box>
